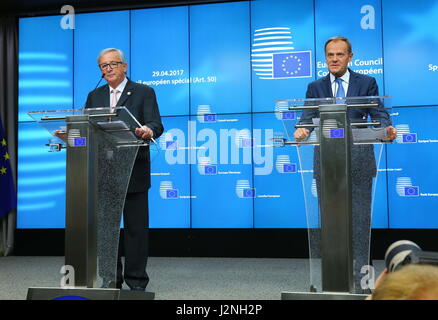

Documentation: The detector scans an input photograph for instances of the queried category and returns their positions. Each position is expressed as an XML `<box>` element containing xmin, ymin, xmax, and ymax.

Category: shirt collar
<box><xmin>109</xmin><ymin>76</ymin><xmax>128</xmax><ymax>93</ymax></box>
<box><xmin>330</xmin><ymin>69</ymin><xmax>350</xmax><ymax>84</ymax></box>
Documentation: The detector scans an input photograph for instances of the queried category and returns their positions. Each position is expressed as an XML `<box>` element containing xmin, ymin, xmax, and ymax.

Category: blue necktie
<box><xmin>335</xmin><ymin>77</ymin><xmax>345</xmax><ymax>103</ymax></box>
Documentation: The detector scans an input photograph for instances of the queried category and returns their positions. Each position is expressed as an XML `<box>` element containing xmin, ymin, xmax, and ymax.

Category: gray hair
<box><xmin>97</xmin><ymin>48</ymin><xmax>127</xmax><ymax>65</ymax></box>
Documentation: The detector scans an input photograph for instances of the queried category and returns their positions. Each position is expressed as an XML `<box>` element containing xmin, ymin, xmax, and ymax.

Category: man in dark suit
<box><xmin>85</xmin><ymin>48</ymin><xmax>163</xmax><ymax>291</ymax></box>
<box><xmin>294</xmin><ymin>37</ymin><xmax>396</xmax><ymax>293</ymax></box>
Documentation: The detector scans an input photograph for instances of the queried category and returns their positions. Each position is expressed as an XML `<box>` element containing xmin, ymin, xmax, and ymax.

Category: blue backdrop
<box><xmin>17</xmin><ymin>0</ymin><xmax>438</xmax><ymax>229</ymax></box>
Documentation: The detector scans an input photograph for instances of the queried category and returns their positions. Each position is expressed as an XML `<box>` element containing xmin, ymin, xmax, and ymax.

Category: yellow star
<box><xmin>1</xmin><ymin>139</ymin><xmax>6</xmax><ymax>146</ymax></box>
<box><xmin>0</xmin><ymin>167</ymin><xmax>7</xmax><ymax>174</ymax></box>
<box><xmin>3</xmin><ymin>152</ymin><xmax>9</xmax><ymax>160</ymax></box>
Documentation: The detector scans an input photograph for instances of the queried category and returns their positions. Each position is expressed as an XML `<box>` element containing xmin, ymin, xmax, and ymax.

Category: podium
<box><xmin>26</xmin><ymin>107</ymin><xmax>154</xmax><ymax>300</ymax></box>
<box><xmin>276</xmin><ymin>96</ymin><xmax>394</xmax><ymax>299</ymax></box>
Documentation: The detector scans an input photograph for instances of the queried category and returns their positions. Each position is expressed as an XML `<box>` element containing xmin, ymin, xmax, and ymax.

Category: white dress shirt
<box><xmin>109</xmin><ymin>76</ymin><xmax>128</xmax><ymax>106</ymax></box>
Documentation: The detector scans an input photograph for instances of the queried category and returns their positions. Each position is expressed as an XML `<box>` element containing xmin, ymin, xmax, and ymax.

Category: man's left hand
<box><xmin>386</xmin><ymin>126</ymin><xmax>397</xmax><ymax>141</ymax></box>
<box><xmin>135</xmin><ymin>125</ymin><xmax>154</xmax><ymax>140</ymax></box>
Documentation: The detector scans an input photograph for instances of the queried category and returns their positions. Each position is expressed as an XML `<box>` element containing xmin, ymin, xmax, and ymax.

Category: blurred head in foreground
<box><xmin>371</xmin><ymin>264</ymin><xmax>438</xmax><ymax>300</ymax></box>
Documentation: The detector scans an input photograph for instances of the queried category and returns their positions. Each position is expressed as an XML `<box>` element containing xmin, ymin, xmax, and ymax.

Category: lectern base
<box><xmin>27</xmin><ymin>287</ymin><xmax>155</xmax><ymax>300</ymax></box>
<box><xmin>119</xmin><ymin>289</ymin><xmax>155</xmax><ymax>300</ymax></box>
<box><xmin>281</xmin><ymin>291</ymin><xmax>368</xmax><ymax>300</ymax></box>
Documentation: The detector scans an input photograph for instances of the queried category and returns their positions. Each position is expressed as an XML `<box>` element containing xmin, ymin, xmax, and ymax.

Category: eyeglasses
<box><xmin>99</xmin><ymin>61</ymin><xmax>123</xmax><ymax>70</ymax></box>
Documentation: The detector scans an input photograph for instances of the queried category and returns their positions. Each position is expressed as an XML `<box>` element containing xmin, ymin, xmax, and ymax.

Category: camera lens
<box><xmin>385</xmin><ymin>240</ymin><xmax>421</xmax><ymax>272</ymax></box>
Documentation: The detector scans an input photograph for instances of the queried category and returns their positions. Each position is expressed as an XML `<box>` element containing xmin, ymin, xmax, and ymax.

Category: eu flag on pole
<box><xmin>273</xmin><ymin>51</ymin><xmax>312</xmax><ymax>79</ymax></box>
<box><xmin>0</xmin><ymin>118</ymin><xmax>16</xmax><ymax>218</ymax></box>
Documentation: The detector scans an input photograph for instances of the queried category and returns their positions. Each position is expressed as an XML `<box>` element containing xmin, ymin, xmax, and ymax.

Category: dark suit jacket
<box><xmin>301</xmin><ymin>69</ymin><xmax>391</xmax><ymax>127</ymax></box>
<box><xmin>85</xmin><ymin>78</ymin><xmax>164</xmax><ymax>192</ymax></box>
<box><xmin>300</xmin><ymin>69</ymin><xmax>391</xmax><ymax>178</ymax></box>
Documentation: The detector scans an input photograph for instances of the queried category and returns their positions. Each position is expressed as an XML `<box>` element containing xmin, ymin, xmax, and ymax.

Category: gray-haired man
<box><xmin>86</xmin><ymin>48</ymin><xmax>164</xmax><ymax>291</ymax></box>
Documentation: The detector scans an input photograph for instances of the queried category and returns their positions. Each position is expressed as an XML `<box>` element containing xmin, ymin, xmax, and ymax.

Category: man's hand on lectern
<box><xmin>135</xmin><ymin>125</ymin><xmax>154</xmax><ymax>140</ymax></box>
<box><xmin>294</xmin><ymin>128</ymin><xmax>310</xmax><ymax>141</ymax></box>
<box><xmin>386</xmin><ymin>126</ymin><xmax>397</xmax><ymax>141</ymax></box>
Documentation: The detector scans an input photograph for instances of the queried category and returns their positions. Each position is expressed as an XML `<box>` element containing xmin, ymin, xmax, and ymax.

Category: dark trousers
<box><xmin>117</xmin><ymin>191</ymin><xmax>149</xmax><ymax>289</ymax></box>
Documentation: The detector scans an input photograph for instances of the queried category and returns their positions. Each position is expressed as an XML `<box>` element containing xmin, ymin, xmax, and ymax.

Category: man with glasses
<box><xmin>86</xmin><ymin>48</ymin><xmax>164</xmax><ymax>291</ymax></box>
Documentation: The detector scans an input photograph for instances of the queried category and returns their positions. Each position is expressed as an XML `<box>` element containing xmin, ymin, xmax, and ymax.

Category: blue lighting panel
<box><xmin>73</xmin><ymin>11</ymin><xmax>130</xmax><ymax>108</ymax></box>
<box><xmin>149</xmin><ymin>116</ymin><xmax>191</xmax><ymax>228</ymax></box>
<box><xmin>387</xmin><ymin>106</ymin><xmax>438</xmax><ymax>228</ymax></box>
<box><xmin>190</xmin><ymin>113</ymin><xmax>254</xmax><ymax>228</ymax></box>
<box><xmin>372</xmin><ymin>145</ymin><xmax>389</xmax><ymax>228</ymax></box>
<box><xmin>17</xmin><ymin>1</ymin><xmax>438</xmax><ymax>231</ymax></box>
<box><xmin>383</xmin><ymin>1</ymin><xmax>438</xmax><ymax>107</ymax></box>
<box><xmin>252</xmin><ymin>113</ymin><xmax>307</xmax><ymax>228</ymax></box>
<box><xmin>131</xmin><ymin>7</ymin><xmax>190</xmax><ymax>117</ymax></box>
<box><xmin>189</xmin><ymin>2</ymin><xmax>251</xmax><ymax>114</ymax></box>
<box><xmin>17</xmin><ymin>122</ymin><xmax>66</xmax><ymax>228</ymax></box>
<box><xmin>18</xmin><ymin>16</ymin><xmax>73</xmax><ymax>121</ymax></box>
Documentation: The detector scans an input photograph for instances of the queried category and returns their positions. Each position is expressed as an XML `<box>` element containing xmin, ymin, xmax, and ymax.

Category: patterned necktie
<box><xmin>335</xmin><ymin>78</ymin><xmax>345</xmax><ymax>103</ymax></box>
<box><xmin>110</xmin><ymin>89</ymin><xmax>120</xmax><ymax>113</ymax></box>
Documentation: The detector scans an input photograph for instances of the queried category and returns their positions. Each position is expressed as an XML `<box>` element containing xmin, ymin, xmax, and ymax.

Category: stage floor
<box><xmin>0</xmin><ymin>256</ymin><xmax>385</xmax><ymax>300</ymax></box>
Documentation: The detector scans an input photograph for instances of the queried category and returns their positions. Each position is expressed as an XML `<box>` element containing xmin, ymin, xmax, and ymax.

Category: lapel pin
<box><xmin>127</xmin><ymin>91</ymin><xmax>131</xmax><ymax>96</ymax></box>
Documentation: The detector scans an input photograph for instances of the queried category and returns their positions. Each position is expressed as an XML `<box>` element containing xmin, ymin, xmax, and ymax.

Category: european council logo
<box><xmin>395</xmin><ymin>124</ymin><xmax>417</xmax><ymax>144</ymax></box>
<box><xmin>198</xmin><ymin>157</ymin><xmax>217</xmax><ymax>175</ymax></box>
<box><xmin>235</xmin><ymin>129</ymin><xmax>253</xmax><ymax>148</ymax></box>
<box><xmin>235</xmin><ymin>180</ymin><xmax>256</xmax><ymax>198</ymax></box>
<box><xmin>396</xmin><ymin>177</ymin><xmax>420</xmax><ymax>197</ymax></box>
<box><xmin>274</xmin><ymin>101</ymin><xmax>295</xmax><ymax>121</ymax></box>
<box><xmin>160</xmin><ymin>132</ymin><xmax>178</xmax><ymax>150</ymax></box>
<box><xmin>197</xmin><ymin>105</ymin><xmax>217</xmax><ymax>123</ymax></box>
<box><xmin>159</xmin><ymin>181</ymin><xmax>179</xmax><ymax>199</ymax></box>
<box><xmin>252</xmin><ymin>27</ymin><xmax>312</xmax><ymax>80</ymax></box>
<box><xmin>322</xmin><ymin>119</ymin><xmax>341</xmax><ymax>139</ymax></box>
<box><xmin>276</xmin><ymin>155</ymin><xmax>297</xmax><ymax>174</ymax></box>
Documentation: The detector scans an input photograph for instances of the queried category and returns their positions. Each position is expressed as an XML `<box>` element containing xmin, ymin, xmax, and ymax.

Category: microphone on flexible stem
<box><xmin>80</xmin><ymin>74</ymin><xmax>106</xmax><ymax>115</ymax></box>
<box><xmin>94</xmin><ymin>73</ymin><xmax>105</xmax><ymax>90</ymax></box>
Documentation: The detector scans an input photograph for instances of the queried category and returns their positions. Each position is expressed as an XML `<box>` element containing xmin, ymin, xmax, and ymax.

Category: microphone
<box><xmin>94</xmin><ymin>73</ymin><xmax>105</xmax><ymax>90</ymax></box>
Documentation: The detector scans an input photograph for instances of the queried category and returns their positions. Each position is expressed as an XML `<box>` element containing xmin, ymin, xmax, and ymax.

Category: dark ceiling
<box><xmin>1</xmin><ymin>0</ymin><xmax>237</xmax><ymax>16</ymax></box>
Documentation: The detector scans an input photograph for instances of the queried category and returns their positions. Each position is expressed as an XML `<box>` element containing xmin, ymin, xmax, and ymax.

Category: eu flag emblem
<box><xmin>166</xmin><ymin>140</ymin><xmax>177</xmax><ymax>150</ymax></box>
<box><xmin>73</xmin><ymin>137</ymin><xmax>86</xmax><ymax>147</ymax></box>
<box><xmin>273</xmin><ymin>51</ymin><xmax>312</xmax><ymax>79</ymax></box>
<box><xmin>166</xmin><ymin>189</ymin><xmax>179</xmax><ymax>199</ymax></box>
<box><xmin>281</xmin><ymin>112</ymin><xmax>295</xmax><ymax>120</ymax></box>
<box><xmin>243</xmin><ymin>188</ymin><xmax>256</xmax><ymax>198</ymax></box>
<box><xmin>283</xmin><ymin>163</ymin><xmax>297</xmax><ymax>173</ymax></box>
<box><xmin>204</xmin><ymin>165</ymin><xmax>217</xmax><ymax>175</ymax></box>
<box><xmin>330</xmin><ymin>128</ymin><xmax>345</xmax><ymax>139</ymax></box>
<box><xmin>0</xmin><ymin>118</ymin><xmax>16</xmax><ymax>218</ymax></box>
<box><xmin>404</xmin><ymin>186</ymin><xmax>419</xmax><ymax>197</ymax></box>
<box><xmin>203</xmin><ymin>114</ymin><xmax>217</xmax><ymax>123</ymax></box>
<box><xmin>402</xmin><ymin>133</ymin><xmax>417</xmax><ymax>143</ymax></box>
